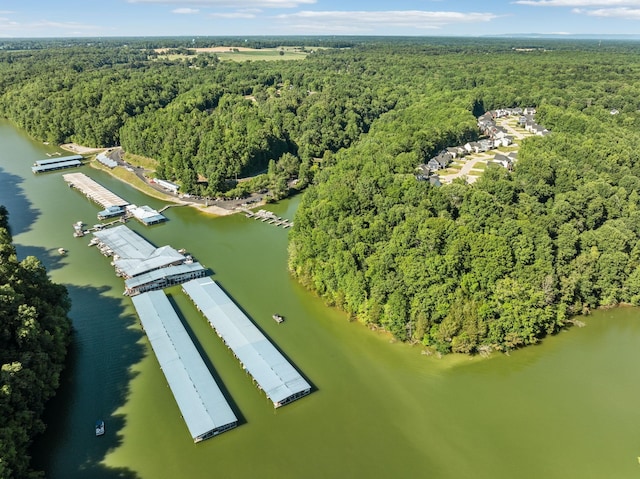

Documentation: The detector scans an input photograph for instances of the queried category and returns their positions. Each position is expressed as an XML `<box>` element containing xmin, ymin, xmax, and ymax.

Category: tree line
<box><xmin>289</xmin><ymin>42</ymin><xmax>640</xmax><ymax>354</ymax></box>
<box><xmin>3</xmin><ymin>39</ymin><xmax>640</xmax><ymax>355</ymax></box>
<box><xmin>0</xmin><ymin>206</ymin><xmax>72</xmax><ymax>478</ymax></box>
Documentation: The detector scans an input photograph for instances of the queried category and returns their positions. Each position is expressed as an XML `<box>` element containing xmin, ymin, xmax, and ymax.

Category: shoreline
<box><xmin>68</xmin><ymin>143</ymin><xmax>262</xmax><ymax>217</ymax></box>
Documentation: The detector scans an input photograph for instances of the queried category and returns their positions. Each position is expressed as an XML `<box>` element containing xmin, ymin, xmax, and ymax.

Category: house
<box><xmin>478</xmin><ymin>139</ymin><xmax>493</xmax><ymax>152</ymax></box>
<box><xmin>446</xmin><ymin>146</ymin><xmax>466</xmax><ymax>158</ymax></box>
<box><xmin>610</xmin><ymin>108</ymin><xmax>620</xmax><ymax>115</ymax></box>
<box><xmin>524</xmin><ymin>107</ymin><xmax>537</xmax><ymax>115</ymax></box>
<box><xmin>494</xmin><ymin>136</ymin><xmax>513</xmax><ymax>148</ymax></box>
<box><xmin>464</xmin><ymin>142</ymin><xmax>479</xmax><ymax>153</ymax></box>
<box><xmin>493</xmin><ymin>153</ymin><xmax>514</xmax><ymax>171</ymax></box>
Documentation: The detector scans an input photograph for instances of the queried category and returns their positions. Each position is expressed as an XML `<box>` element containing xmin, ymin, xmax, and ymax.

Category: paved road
<box><xmin>440</xmin><ymin>153</ymin><xmax>492</xmax><ymax>184</ymax></box>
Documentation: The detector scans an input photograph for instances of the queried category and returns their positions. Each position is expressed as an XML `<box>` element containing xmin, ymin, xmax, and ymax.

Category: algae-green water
<box><xmin>2</xmin><ymin>119</ymin><xmax>640</xmax><ymax>478</ymax></box>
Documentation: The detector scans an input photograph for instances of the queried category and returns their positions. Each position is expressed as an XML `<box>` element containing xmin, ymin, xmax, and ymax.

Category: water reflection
<box><xmin>0</xmin><ymin>166</ymin><xmax>39</xmax><ymax>237</ymax></box>
<box><xmin>32</xmin><ymin>283</ymin><xmax>144</xmax><ymax>479</ymax></box>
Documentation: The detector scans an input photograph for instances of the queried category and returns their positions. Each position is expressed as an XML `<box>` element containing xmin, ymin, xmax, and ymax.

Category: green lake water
<box><xmin>2</xmin><ymin>119</ymin><xmax>640</xmax><ymax>478</ymax></box>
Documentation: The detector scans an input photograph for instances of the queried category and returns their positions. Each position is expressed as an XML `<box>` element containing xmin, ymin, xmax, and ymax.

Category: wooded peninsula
<box><xmin>2</xmin><ymin>37</ymin><xmax>640</xmax><ymax>357</ymax></box>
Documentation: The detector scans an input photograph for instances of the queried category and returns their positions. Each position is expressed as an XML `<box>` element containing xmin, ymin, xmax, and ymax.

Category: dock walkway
<box><xmin>63</xmin><ymin>172</ymin><xmax>129</xmax><ymax>209</ymax></box>
<box><xmin>238</xmin><ymin>208</ymin><xmax>293</xmax><ymax>228</ymax></box>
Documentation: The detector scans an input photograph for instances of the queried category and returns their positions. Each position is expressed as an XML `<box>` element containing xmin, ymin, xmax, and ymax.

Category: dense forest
<box><xmin>0</xmin><ymin>206</ymin><xmax>72</xmax><ymax>478</ymax></box>
<box><xmin>2</xmin><ymin>38</ymin><xmax>640</xmax><ymax>354</ymax></box>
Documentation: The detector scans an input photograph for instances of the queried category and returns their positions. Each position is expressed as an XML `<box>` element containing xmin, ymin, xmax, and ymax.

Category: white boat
<box><xmin>58</xmin><ymin>248</ymin><xmax>67</xmax><ymax>255</ymax></box>
<box><xmin>95</xmin><ymin>420</ymin><xmax>105</xmax><ymax>436</ymax></box>
<box><xmin>272</xmin><ymin>314</ymin><xmax>284</xmax><ymax>324</ymax></box>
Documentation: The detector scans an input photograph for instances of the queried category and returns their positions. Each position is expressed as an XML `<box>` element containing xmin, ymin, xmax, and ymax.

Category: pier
<box><xmin>63</xmin><ymin>172</ymin><xmax>129</xmax><ymax>209</ymax></box>
<box><xmin>63</xmin><ymin>172</ymin><xmax>167</xmax><ymax>226</ymax></box>
<box><xmin>238</xmin><ymin>208</ymin><xmax>293</xmax><ymax>228</ymax></box>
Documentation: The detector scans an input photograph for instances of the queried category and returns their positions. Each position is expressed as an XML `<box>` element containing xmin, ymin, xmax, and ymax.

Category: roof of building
<box><xmin>127</xmin><ymin>204</ymin><xmax>167</xmax><ymax>225</ymax></box>
<box><xmin>115</xmin><ymin>245</ymin><xmax>185</xmax><ymax>278</ymax></box>
<box><xmin>93</xmin><ymin>225</ymin><xmax>185</xmax><ymax>277</ymax></box>
<box><xmin>96</xmin><ymin>153</ymin><xmax>118</xmax><ymax>168</ymax></box>
<box><xmin>182</xmin><ymin>277</ymin><xmax>311</xmax><ymax>407</ymax></box>
<box><xmin>34</xmin><ymin>155</ymin><xmax>83</xmax><ymax>166</ymax></box>
<box><xmin>62</xmin><ymin>172</ymin><xmax>129</xmax><ymax>208</ymax></box>
<box><xmin>125</xmin><ymin>261</ymin><xmax>205</xmax><ymax>289</ymax></box>
<box><xmin>131</xmin><ymin>290</ymin><xmax>237</xmax><ymax>442</ymax></box>
<box><xmin>32</xmin><ymin>159</ymin><xmax>82</xmax><ymax>173</ymax></box>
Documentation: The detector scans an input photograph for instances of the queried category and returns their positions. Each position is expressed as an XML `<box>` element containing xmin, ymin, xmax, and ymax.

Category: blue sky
<box><xmin>1</xmin><ymin>0</ymin><xmax>639</xmax><ymax>38</ymax></box>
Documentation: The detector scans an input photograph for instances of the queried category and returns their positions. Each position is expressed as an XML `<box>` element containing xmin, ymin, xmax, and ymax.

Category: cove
<box><xmin>2</xmin><ymin>119</ymin><xmax>640</xmax><ymax>479</ymax></box>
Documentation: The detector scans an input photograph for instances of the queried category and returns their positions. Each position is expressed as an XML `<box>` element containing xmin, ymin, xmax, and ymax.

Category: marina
<box><xmin>239</xmin><ymin>208</ymin><xmax>294</xmax><ymax>228</ymax></box>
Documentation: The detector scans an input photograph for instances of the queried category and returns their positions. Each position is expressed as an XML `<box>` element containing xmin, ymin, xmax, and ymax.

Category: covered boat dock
<box><xmin>93</xmin><ymin>225</ymin><xmax>192</xmax><ymax>279</ymax></box>
<box><xmin>182</xmin><ymin>277</ymin><xmax>311</xmax><ymax>408</ymax></box>
<box><xmin>63</xmin><ymin>172</ymin><xmax>129</xmax><ymax>209</ymax></box>
<box><xmin>131</xmin><ymin>290</ymin><xmax>238</xmax><ymax>442</ymax></box>
<box><xmin>32</xmin><ymin>155</ymin><xmax>83</xmax><ymax>173</ymax></box>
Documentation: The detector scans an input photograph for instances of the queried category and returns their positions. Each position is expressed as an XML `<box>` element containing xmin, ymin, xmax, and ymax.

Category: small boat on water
<box><xmin>95</xmin><ymin>420</ymin><xmax>105</xmax><ymax>436</ymax></box>
<box><xmin>272</xmin><ymin>314</ymin><xmax>284</xmax><ymax>324</ymax></box>
<box><xmin>58</xmin><ymin>248</ymin><xmax>67</xmax><ymax>255</ymax></box>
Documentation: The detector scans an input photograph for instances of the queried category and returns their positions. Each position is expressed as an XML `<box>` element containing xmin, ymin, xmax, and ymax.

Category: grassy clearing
<box><xmin>123</xmin><ymin>152</ymin><xmax>158</xmax><ymax>171</ymax></box>
<box><xmin>216</xmin><ymin>50</ymin><xmax>307</xmax><ymax>62</ymax></box>
<box><xmin>472</xmin><ymin>162</ymin><xmax>488</xmax><ymax>171</ymax></box>
<box><xmin>155</xmin><ymin>46</ymin><xmax>309</xmax><ymax>63</ymax></box>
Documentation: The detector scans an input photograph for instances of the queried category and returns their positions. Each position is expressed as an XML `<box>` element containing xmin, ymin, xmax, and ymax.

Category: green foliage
<box><xmin>288</xmin><ymin>41</ymin><xmax>640</xmax><ymax>354</ymax></box>
<box><xmin>0</xmin><ymin>206</ymin><xmax>72</xmax><ymax>479</ymax></box>
<box><xmin>5</xmin><ymin>38</ymin><xmax>640</xmax><ymax>356</ymax></box>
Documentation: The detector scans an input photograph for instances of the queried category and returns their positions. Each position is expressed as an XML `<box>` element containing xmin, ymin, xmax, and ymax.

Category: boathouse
<box><xmin>93</xmin><ymin>225</ymin><xmax>186</xmax><ymax>278</ymax></box>
<box><xmin>124</xmin><ymin>261</ymin><xmax>206</xmax><ymax>296</ymax></box>
<box><xmin>126</xmin><ymin>204</ymin><xmax>167</xmax><ymax>225</ymax></box>
<box><xmin>131</xmin><ymin>290</ymin><xmax>238</xmax><ymax>442</ymax></box>
<box><xmin>32</xmin><ymin>155</ymin><xmax>83</xmax><ymax>173</ymax></box>
<box><xmin>182</xmin><ymin>277</ymin><xmax>311</xmax><ymax>408</ymax></box>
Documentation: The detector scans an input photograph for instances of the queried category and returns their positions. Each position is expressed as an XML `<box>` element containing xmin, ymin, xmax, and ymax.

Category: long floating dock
<box><xmin>63</xmin><ymin>172</ymin><xmax>129</xmax><ymax>209</ymax></box>
<box><xmin>183</xmin><ymin>277</ymin><xmax>311</xmax><ymax>408</ymax></box>
<box><xmin>132</xmin><ymin>290</ymin><xmax>238</xmax><ymax>442</ymax></box>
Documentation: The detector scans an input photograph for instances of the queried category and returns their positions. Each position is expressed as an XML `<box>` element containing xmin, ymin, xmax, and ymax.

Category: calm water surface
<box><xmin>2</xmin><ymin>119</ymin><xmax>640</xmax><ymax>478</ymax></box>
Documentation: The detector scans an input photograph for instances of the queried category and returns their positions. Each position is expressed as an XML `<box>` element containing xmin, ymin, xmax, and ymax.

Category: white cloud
<box><xmin>0</xmin><ymin>17</ymin><xmax>102</xmax><ymax>36</ymax></box>
<box><xmin>128</xmin><ymin>0</ymin><xmax>315</xmax><ymax>8</ymax></box>
<box><xmin>209</xmin><ymin>11</ymin><xmax>257</xmax><ymax>18</ymax></box>
<box><xmin>173</xmin><ymin>8</ymin><xmax>200</xmax><ymax>13</ymax></box>
<box><xmin>574</xmin><ymin>6</ymin><xmax>640</xmax><ymax>16</ymax></box>
<box><xmin>514</xmin><ymin>0</ymin><xmax>640</xmax><ymax>6</ymax></box>
<box><xmin>273</xmin><ymin>10</ymin><xmax>498</xmax><ymax>32</ymax></box>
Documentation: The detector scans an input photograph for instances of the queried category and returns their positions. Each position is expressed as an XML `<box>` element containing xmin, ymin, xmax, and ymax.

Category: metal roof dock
<box><xmin>131</xmin><ymin>290</ymin><xmax>238</xmax><ymax>442</ymax></box>
<box><xmin>124</xmin><ymin>261</ymin><xmax>206</xmax><ymax>296</ymax></box>
<box><xmin>182</xmin><ymin>277</ymin><xmax>311</xmax><ymax>408</ymax></box>
<box><xmin>93</xmin><ymin>225</ymin><xmax>185</xmax><ymax>278</ymax></box>
<box><xmin>32</xmin><ymin>155</ymin><xmax>83</xmax><ymax>173</ymax></box>
<box><xmin>127</xmin><ymin>204</ymin><xmax>167</xmax><ymax>225</ymax></box>
<box><xmin>63</xmin><ymin>172</ymin><xmax>129</xmax><ymax>209</ymax></box>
